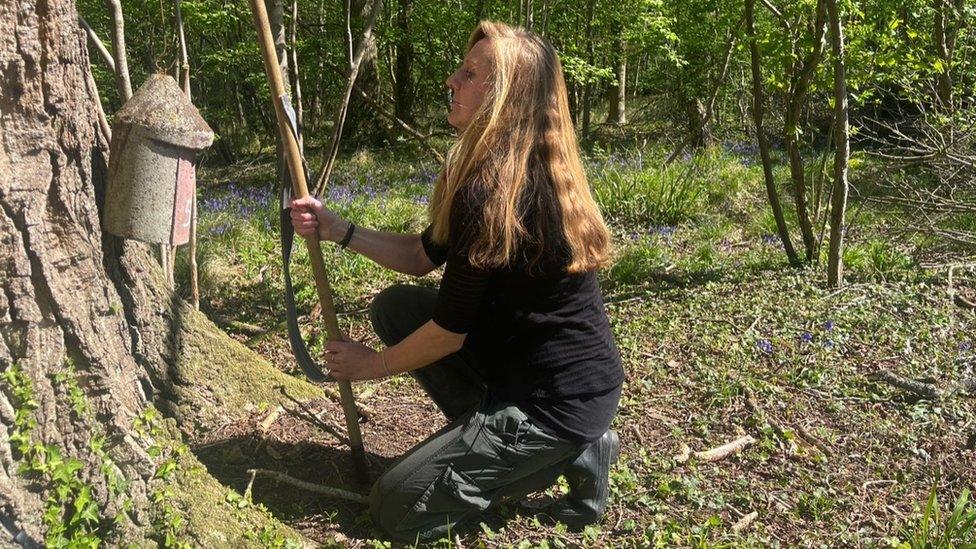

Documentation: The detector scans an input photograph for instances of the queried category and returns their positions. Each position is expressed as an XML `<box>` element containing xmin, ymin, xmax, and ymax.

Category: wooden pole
<box><xmin>247</xmin><ymin>0</ymin><xmax>367</xmax><ymax>483</ymax></box>
<box><xmin>174</xmin><ymin>0</ymin><xmax>199</xmax><ymax>310</ymax></box>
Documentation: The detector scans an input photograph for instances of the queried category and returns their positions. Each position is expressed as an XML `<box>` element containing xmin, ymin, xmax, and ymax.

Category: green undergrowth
<box><xmin>2</xmin><ymin>362</ymin><xmax>133</xmax><ymax>547</ymax></box>
<box><xmin>184</xmin><ymin>145</ymin><xmax>974</xmax><ymax>546</ymax></box>
<box><xmin>136</xmin><ymin>407</ymin><xmax>306</xmax><ymax>548</ymax></box>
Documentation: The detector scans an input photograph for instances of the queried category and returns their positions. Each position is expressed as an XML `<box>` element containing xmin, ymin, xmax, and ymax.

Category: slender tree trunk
<box><xmin>104</xmin><ymin>0</ymin><xmax>132</xmax><ymax>100</ymax></box>
<box><xmin>783</xmin><ymin>0</ymin><xmax>826</xmax><ymax>261</ymax></box>
<box><xmin>346</xmin><ymin>0</ymin><xmax>384</xmax><ymax>146</ymax></box>
<box><xmin>666</xmin><ymin>19</ymin><xmax>741</xmax><ymax>166</ymax></box>
<box><xmin>79</xmin><ymin>16</ymin><xmax>116</xmax><ymax>72</ymax></box>
<box><xmin>523</xmin><ymin>0</ymin><xmax>534</xmax><ymax>30</ymax></box>
<box><xmin>393</xmin><ymin>0</ymin><xmax>415</xmax><ymax>124</ymax></box>
<box><xmin>933</xmin><ymin>0</ymin><xmax>953</xmax><ymax>108</ymax></box>
<box><xmin>606</xmin><ymin>33</ymin><xmax>627</xmax><ymax>124</ymax></box>
<box><xmin>826</xmin><ymin>0</ymin><xmax>849</xmax><ymax>287</ymax></box>
<box><xmin>580</xmin><ymin>0</ymin><xmax>596</xmax><ymax>149</ymax></box>
<box><xmin>174</xmin><ymin>0</ymin><xmax>199</xmax><ymax>311</ymax></box>
<box><xmin>313</xmin><ymin>0</ymin><xmax>384</xmax><ymax>195</ymax></box>
<box><xmin>746</xmin><ymin>0</ymin><xmax>801</xmax><ymax>266</ymax></box>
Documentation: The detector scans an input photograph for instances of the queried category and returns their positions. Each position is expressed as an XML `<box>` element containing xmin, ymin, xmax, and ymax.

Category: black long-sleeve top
<box><xmin>420</xmin><ymin>190</ymin><xmax>624</xmax><ymax>443</ymax></box>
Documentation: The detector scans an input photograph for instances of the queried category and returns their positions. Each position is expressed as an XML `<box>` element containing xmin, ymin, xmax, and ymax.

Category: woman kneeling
<box><xmin>291</xmin><ymin>20</ymin><xmax>624</xmax><ymax>543</ymax></box>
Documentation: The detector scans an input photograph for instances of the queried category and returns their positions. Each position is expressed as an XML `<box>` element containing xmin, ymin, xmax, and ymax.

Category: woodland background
<box><xmin>1</xmin><ymin>0</ymin><xmax>975</xmax><ymax>546</ymax></box>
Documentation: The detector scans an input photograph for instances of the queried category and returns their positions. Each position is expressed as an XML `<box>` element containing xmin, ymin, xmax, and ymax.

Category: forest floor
<box><xmin>183</xmin><ymin>146</ymin><xmax>975</xmax><ymax>547</ymax></box>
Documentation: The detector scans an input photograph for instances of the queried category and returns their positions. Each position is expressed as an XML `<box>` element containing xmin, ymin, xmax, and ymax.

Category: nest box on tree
<box><xmin>103</xmin><ymin>73</ymin><xmax>214</xmax><ymax>245</ymax></box>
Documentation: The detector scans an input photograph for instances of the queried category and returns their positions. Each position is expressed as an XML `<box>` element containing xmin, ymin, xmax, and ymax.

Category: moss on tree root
<box><xmin>164</xmin><ymin>303</ymin><xmax>321</xmax><ymax>437</ymax></box>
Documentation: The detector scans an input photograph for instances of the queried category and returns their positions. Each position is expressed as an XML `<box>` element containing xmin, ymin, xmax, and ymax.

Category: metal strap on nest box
<box><xmin>278</xmin><ymin>94</ymin><xmax>334</xmax><ymax>384</ymax></box>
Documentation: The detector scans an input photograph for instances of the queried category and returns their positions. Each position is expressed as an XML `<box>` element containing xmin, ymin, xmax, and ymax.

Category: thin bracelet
<box><xmin>380</xmin><ymin>349</ymin><xmax>392</xmax><ymax>377</ymax></box>
<box><xmin>338</xmin><ymin>221</ymin><xmax>355</xmax><ymax>250</ymax></box>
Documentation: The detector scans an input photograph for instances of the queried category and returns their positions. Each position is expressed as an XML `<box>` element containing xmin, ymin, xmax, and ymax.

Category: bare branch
<box><xmin>79</xmin><ymin>17</ymin><xmax>115</xmax><ymax>73</ymax></box>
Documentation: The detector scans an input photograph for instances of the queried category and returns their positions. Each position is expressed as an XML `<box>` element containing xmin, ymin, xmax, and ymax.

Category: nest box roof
<box><xmin>114</xmin><ymin>74</ymin><xmax>214</xmax><ymax>150</ymax></box>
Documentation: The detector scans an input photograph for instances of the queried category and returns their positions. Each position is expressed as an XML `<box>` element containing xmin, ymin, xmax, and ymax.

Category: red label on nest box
<box><xmin>171</xmin><ymin>153</ymin><xmax>195</xmax><ymax>246</ymax></box>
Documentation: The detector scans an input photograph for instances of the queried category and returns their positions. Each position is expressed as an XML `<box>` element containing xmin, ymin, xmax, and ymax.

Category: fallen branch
<box><xmin>796</xmin><ymin>426</ymin><xmax>833</xmax><ymax>457</ymax></box>
<box><xmin>954</xmin><ymin>294</ymin><xmax>976</xmax><ymax>310</ymax></box>
<box><xmin>868</xmin><ymin>370</ymin><xmax>942</xmax><ymax>400</ymax></box>
<box><xmin>246</xmin><ymin>468</ymin><xmax>368</xmax><ymax>503</ymax></box>
<box><xmin>674</xmin><ymin>434</ymin><xmax>756</xmax><ymax>464</ymax></box>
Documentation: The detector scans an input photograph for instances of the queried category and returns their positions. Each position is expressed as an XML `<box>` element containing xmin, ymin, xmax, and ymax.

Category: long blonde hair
<box><xmin>428</xmin><ymin>21</ymin><xmax>611</xmax><ymax>273</ymax></box>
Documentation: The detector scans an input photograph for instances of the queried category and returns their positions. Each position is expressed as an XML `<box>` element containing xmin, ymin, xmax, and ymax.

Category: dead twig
<box><xmin>954</xmin><ymin>294</ymin><xmax>976</xmax><ymax>310</ymax></box>
<box><xmin>674</xmin><ymin>434</ymin><xmax>756</xmax><ymax>464</ymax></box>
<box><xmin>246</xmin><ymin>468</ymin><xmax>368</xmax><ymax>503</ymax></box>
<box><xmin>796</xmin><ymin>425</ymin><xmax>834</xmax><ymax>457</ymax></box>
<box><xmin>258</xmin><ymin>405</ymin><xmax>284</xmax><ymax>432</ymax></box>
<box><xmin>731</xmin><ymin>510</ymin><xmax>758</xmax><ymax>533</ymax></box>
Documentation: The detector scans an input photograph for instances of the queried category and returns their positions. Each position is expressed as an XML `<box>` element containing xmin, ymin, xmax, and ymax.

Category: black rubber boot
<box><xmin>549</xmin><ymin>429</ymin><xmax>620</xmax><ymax>529</ymax></box>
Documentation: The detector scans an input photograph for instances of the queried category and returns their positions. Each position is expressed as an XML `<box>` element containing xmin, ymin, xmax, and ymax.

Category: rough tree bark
<box><xmin>1</xmin><ymin>0</ymin><xmax>320</xmax><ymax>544</ymax></box>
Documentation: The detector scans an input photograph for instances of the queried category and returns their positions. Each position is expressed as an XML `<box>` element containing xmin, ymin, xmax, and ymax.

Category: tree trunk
<box><xmin>783</xmin><ymin>0</ymin><xmax>826</xmax><ymax>262</ymax></box>
<box><xmin>1</xmin><ymin>0</ymin><xmax>321</xmax><ymax>543</ymax></box>
<box><xmin>346</xmin><ymin>0</ymin><xmax>384</xmax><ymax>146</ymax></box>
<box><xmin>580</xmin><ymin>0</ymin><xmax>596</xmax><ymax>150</ymax></box>
<box><xmin>826</xmin><ymin>0</ymin><xmax>849</xmax><ymax>287</ymax></box>
<box><xmin>683</xmin><ymin>96</ymin><xmax>709</xmax><ymax>149</ymax></box>
<box><xmin>606</xmin><ymin>36</ymin><xmax>627</xmax><ymax>125</ymax></box>
<box><xmin>746</xmin><ymin>0</ymin><xmax>801</xmax><ymax>267</ymax></box>
<box><xmin>393</xmin><ymin>0</ymin><xmax>415</xmax><ymax>124</ymax></box>
<box><xmin>522</xmin><ymin>0</ymin><xmax>534</xmax><ymax>30</ymax></box>
<box><xmin>104</xmin><ymin>0</ymin><xmax>132</xmax><ymax>100</ymax></box>
<box><xmin>933</xmin><ymin>0</ymin><xmax>953</xmax><ymax>108</ymax></box>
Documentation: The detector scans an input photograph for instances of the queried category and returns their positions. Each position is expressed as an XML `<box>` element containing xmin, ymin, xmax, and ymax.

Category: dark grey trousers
<box><xmin>367</xmin><ymin>284</ymin><xmax>584</xmax><ymax>542</ymax></box>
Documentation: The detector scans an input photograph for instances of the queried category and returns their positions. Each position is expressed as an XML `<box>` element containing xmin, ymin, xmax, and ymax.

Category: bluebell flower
<box><xmin>800</xmin><ymin>331</ymin><xmax>813</xmax><ymax>343</ymax></box>
<box><xmin>824</xmin><ymin>320</ymin><xmax>835</xmax><ymax>331</ymax></box>
<box><xmin>960</xmin><ymin>342</ymin><xmax>972</xmax><ymax>352</ymax></box>
<box><xmin>756</xmin><ymin>339</ymin><xmax>773</xmax><ymax>354</ymax></box>
<box><xmin>760</xmin><ymin>234</ymin><xmax>779</xmax><ymax>245</ymax></box>
<box><xmin>210</xmin><ymin>223</ymin><xmax>231</xmax><ymax>236</ymax></box>
<box><xmin>650</xmin><ymin>226</ymin><xmax>676</xmax><ymax>238</ymax></box>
